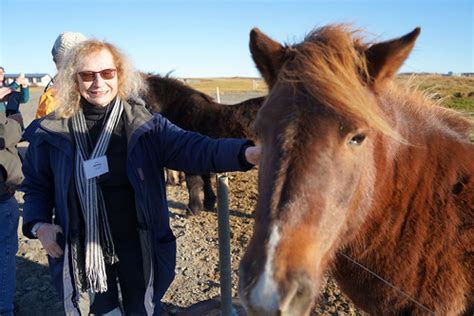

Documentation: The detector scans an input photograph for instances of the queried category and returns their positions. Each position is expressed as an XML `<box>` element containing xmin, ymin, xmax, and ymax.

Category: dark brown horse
<box><xmin>238</xmin><ymin>25</ymin><xmax>473</xmax><ymax>315</ymax></box>
<box><xmin>144</xmin><ymin>75</ymin><xmax>265</xmax><ymax>214</ymax></box>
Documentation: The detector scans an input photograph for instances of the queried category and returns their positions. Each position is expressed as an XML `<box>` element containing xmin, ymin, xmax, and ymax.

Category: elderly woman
<box><xmin>22</xmin><ymin>40</ymin><xmax>260</xmax><ymax>315</ymax></box>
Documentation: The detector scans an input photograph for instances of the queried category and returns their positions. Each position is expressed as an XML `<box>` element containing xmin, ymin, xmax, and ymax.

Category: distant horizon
<box><xmin>2</xmin><ymin>71</ymin><xmax>473</xmax><ymax>80</ymax></box>
<box><xmin>1</xmin><ymin>0</ymin><xmax>472</xmax><ymax>77</ymax></box>
<box><xmin>1</xmin><ymin>71</ymin><xmax>474</xmax><ymax>79</ymax></box>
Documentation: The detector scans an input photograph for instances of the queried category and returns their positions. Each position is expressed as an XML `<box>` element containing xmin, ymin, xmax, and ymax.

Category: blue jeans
<box><xmin>0</xmin><ymin>197</ymin><xmax>19</xmax><ymax>316</ymax></box>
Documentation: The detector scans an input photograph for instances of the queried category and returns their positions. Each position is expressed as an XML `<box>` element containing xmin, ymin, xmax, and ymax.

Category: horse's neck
<box><xmin>346</xmin><ymin>95</ymin><xmax>473</xmax><ymax>256</ymax></box>
<box><xmin>379</xmin><ymin>86</ymin><xmax>472</xmax><ymax>143</ymax></box>
<box><xmin>226</xmin><ymin>97</ymin><xmax>265</xmax><ymax>139</ymax></box>
<box><xmin>156</xmin><ymin>79</ymin><xmax>191</xmax><ymax>111</ymax></box>
<box><xmin>335</xmin><ymin>133</ymin><xmax>473</xmax><ymax>311</ymax></box>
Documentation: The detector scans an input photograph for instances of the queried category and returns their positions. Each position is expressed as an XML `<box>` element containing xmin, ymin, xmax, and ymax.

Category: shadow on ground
<box><xmin>14</xmin><ymin>256</ymin><xmax>63</xmax><ymax>315</ymax></box>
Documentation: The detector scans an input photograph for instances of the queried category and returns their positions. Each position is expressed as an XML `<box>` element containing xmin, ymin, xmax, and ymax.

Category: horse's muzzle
<box><xmin>239</xmin><ymin>271</ymin><xmax>315</xmax><ymax>316</ymax></box>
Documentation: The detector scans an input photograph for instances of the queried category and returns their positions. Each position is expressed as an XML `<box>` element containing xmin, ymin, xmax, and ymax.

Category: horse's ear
<box><xmin>250</xmin><ymin>28</ymin><xmax>286</xmax><ymax>89</ymax></box>
<box><xmin>365</xmin><ymin>27</ymin><xmax>421</xmax><ymax>91</ymax></box>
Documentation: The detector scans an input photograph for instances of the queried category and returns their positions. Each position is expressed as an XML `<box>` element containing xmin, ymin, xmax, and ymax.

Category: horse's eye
<box><xmin>349</xmin><ymin>134</ymin><xmax>366</xmax><ymax>145</ymax></box>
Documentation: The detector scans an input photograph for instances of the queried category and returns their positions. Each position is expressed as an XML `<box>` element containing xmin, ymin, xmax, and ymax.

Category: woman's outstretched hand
<box><xmin>245</xmin><ymin>145</ymin><xmax>261</xmax><ymax>165</ymax></box>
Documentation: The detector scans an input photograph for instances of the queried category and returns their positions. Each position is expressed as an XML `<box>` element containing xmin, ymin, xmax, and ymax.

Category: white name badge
<box><xmin>83</xmin><ymin>156</ymin><xmax>109</xmax><ymax>179</ymax></box>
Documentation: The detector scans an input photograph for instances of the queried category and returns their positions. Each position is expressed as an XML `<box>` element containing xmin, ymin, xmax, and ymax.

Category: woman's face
<box><xmin>76</xmin><ymin>49</ymin><xmax>118</xmax><ymax>107</ymax></box>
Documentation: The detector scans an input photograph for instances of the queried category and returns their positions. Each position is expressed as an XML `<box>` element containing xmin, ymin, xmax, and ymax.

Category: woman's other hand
<box><xmin>37</xmin><ymin>223</ymin><xmax>64</xmax><ymax>258</ymax></box>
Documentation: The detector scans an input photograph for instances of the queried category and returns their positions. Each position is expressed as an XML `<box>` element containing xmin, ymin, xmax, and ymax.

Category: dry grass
<box><xmin>397</xmin><ymin>75</ymin><xmax>474</xmax><ymax>96</ymax></box>
<box><xmin>396</xmin><ymin>75</ymin><xmax>474</xmax><ymax>112</ymax></box>
<box><xmin>27</xmin><ymin>86</ymin><xmax>44</xmax><ymax>93</ymax></box>
<box><xmin>184</xmin><ymin>77</ymin><xmax>267</xmax><ymax>94</ymax></box>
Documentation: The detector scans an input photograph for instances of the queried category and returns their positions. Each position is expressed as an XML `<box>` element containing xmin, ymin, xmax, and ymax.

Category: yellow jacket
<box><xmin>35</xmin><ymin>87</ymin><xmax>56</xmax><ymax>119</ymax></box>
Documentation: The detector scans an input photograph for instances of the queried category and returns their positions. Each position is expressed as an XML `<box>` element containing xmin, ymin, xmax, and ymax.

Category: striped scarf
<box><xmin>71</xmin><ymin>98</ymin><xmax>123</xmax><ymax>293</ymax></box>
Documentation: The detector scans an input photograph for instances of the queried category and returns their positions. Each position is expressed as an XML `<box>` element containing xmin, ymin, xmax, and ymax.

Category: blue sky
<box><xmin>1</xmin><ymin>0</ymin><xmax>472</xmax><ymax>78</ymax></box>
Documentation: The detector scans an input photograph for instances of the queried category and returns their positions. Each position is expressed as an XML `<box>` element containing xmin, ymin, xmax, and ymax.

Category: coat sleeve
<box><xmin>7</xmin><ymin>82</ymin><xmax>28</xmax><ymax>103</ymax></box>
<box><xmin>21</xmin><ymin>129</ymin><xmax>55</xmax><ymax>238</ymax></box>
<box><xmin>0</xmin><ymin>114</ymin><xmax>22</xmax><ymax>150</ymax></box>
<box><xmin>8</xmin><ymin>82</ymin><xmax>19</xmax><ymax>90</ymax></box>
<box><xmin>151</xmin><ymin>114</ymin><xmax>252</xmax><ymax>173</ymax></box>
<box><xmin>19</xmin><ymin>85</ymin><xmax>29</xmax><ymax>103</ymax></box>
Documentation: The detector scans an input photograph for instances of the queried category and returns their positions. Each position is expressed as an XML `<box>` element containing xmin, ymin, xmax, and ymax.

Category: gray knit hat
<box><xmin>51</xmin><ymin>32</ymin><xmax>87</xmax><ymax>64</ymax></box>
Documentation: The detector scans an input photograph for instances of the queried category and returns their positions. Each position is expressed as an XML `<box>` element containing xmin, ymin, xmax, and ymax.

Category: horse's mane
<box><xmin>278</xmin><ymin>24</ymin><xmax>474</xmax><ymax>144</ymax></box>
<box><xmin>384</xmin><ymin>82</ymin><xmax>473</xmax><ymax>142</ymax></box>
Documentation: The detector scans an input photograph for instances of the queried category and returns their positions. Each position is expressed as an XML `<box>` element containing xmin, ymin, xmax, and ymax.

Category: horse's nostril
<box><xmin>299</xmin><ymin>276</ymin><xmax>314</xmax><ymax>296</ymax></box>
<box><xmin>296</xmin><ymin>286</ymin><xmax>306</xmax><ymax>297</ymax></box>
<box><xmin>280</xmin><ymin>277</ymin><xmax>315</xmax><ymax>316</ymax></box>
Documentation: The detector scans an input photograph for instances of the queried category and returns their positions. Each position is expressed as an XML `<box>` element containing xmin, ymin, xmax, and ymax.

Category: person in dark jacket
<box><xmin>0</xmin><ymin>112</ymin><xmax>23</xmax><ymax>316</ymax></box>
<box><xmin>0</xmin><ymin>67</ymin><xmax>30</xmax><ymax>129</ymax></box>
<box><xmin>21</xmin><ymin>40</ymin><xmax>260</xmax><ymax>315</ymax></box>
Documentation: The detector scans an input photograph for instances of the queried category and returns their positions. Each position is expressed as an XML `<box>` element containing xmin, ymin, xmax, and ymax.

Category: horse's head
<box><xmin>239</xmin><ymin>25</ymin><xmax>420</xmax><ymax>315</ymax></box>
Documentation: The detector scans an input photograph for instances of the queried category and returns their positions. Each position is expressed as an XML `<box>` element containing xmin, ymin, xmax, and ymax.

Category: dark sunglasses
<box><xmin>77</xmin><ymin>68</ymin><xmax>117</xmax><ymax>82</ymax></box>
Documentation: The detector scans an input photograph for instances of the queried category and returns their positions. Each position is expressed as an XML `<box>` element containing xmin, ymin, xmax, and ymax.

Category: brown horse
<box><xmin>238</xmin><ymin>25</ymin><xmax>473</xmax><ymax>315</ymax></box>
<box><xmin>144</xmin><ymin>75</ymin><xmax>265</xmax><ymax>214</ymax></box>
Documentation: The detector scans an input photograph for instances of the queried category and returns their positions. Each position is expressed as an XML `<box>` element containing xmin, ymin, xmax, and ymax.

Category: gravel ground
<box><xmin>13</xmin><ymin>91</ymin><xmax>361</xmax><ymax>315</ymax></box>
<box><xmin>14</xmin><ymin>170</ymin><xmax>361</xmax><ymax>316</ymax></box>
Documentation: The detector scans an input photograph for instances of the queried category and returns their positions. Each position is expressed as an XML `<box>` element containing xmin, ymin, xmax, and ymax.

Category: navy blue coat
<box><xmin>21</xmin><ymin>100</ymin><xmax>252</xmax><ymax>314</ymax></box>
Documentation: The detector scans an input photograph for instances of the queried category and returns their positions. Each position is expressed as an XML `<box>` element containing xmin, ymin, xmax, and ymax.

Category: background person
<box><xmin>22</xmin><ymin>39</ymin><xmax>260</xmax><ymax>315</ymax></box>
<box><xmin>35</xmin><ymin>32</ymin><xmax>87</xmax><ymax>119</ymax></box>
<box><xmin>0</xmin><ymin>67</ymin><xmax>29</xmax><ymax>125</ymax></box>
<box><xmin>0</xmin><ymin>112</ymin><xmax>23</xmax><ymax>316</ymax></box>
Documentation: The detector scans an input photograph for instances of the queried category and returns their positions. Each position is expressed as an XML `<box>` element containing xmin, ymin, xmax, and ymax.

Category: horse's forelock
<box><xmin>279</xmin><ymin>25</ymin><xmax>402</xmax><ymax>142</ymax></box>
